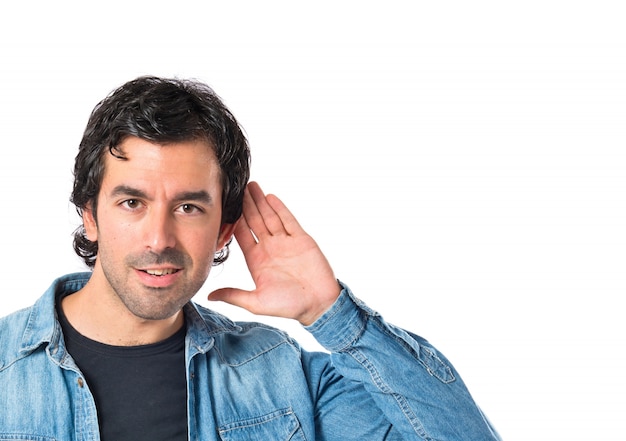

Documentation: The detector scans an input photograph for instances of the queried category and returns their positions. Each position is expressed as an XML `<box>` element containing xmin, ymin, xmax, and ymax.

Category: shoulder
<box><xmin>188</xmin><ymin>302</ymin><xmax>302</xmax><ymax>366</ymax></box>
<box><xmin>0</xmin><ymin>273</ymin><xmax>91</xmax><ymax>369</ymax></box>
<box><xmin>0</xmin><ymin>305</ymin><xmax>33</xmax><ymax>331</ymax></box>
<box><xmin>0</xmin><ymin>305</ymin><xmax>37</xmax><ymax>368</ymax></box>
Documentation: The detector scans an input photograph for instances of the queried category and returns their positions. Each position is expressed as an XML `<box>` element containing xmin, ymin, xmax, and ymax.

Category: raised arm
<box><xmin>208</xmin><ymin>181</ymin><xmax>501</xmax><ymax>440</ymax></box>
<box><xmin>208</xmin><ymin>181</ymin><xmax>341</xmax><ymax>325</ymax></box>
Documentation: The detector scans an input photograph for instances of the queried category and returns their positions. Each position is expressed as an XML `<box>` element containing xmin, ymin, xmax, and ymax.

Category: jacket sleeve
<box><xmin>305</xmin><ymin>281</ymin><xmax>502</xmax><ymax>441</ymax></box>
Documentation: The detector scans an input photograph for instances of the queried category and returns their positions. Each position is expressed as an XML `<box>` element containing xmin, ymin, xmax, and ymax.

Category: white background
<box><xmin>1</xmin><ymin>2</ymin><xmax>624</xmax><ymax>440</ymax></box>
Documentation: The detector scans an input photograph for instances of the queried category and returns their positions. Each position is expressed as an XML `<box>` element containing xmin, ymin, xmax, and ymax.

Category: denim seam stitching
<box><xmin>371</xmin><ymin>319</ymin><xmax>455</xmax><ymax>384</ymax></box>
<box><xmin>346</xmin><ymin>347</ymin><xmax>432</xmax><ymax>440</ymax></box>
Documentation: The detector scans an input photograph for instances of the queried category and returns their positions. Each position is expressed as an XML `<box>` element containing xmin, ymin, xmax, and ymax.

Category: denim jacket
<box><xmin>0</xmin><ymin>273</ymin><xmax>500</xmax><ymax>440</ymax></box>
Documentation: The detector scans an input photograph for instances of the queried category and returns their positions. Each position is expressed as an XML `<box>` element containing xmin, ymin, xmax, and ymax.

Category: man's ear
<box><xmin>83</xmin><ymin>204</ymin><xmax>98</xmax><ymax>242</ymax></box>
<box><xmin>216</xmin><ymin>222</ymin><xmax>237</xmax><ymax>251</ymax></box>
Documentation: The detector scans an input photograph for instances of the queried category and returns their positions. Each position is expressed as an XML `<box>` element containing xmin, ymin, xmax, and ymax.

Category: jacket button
<box><xmin>77</xmin><ymin>378</ymin><xmax>84</xmax><ymax>388</ymax></box>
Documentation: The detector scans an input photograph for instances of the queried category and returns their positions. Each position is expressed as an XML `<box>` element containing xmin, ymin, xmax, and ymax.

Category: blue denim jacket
<box><xmin>0</xmin><ymin>273</ymin><xmax>500</xmax><ymax>440</ymax></box>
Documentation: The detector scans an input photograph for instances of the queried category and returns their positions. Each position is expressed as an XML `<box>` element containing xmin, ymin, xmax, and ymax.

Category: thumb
<box><xmin>207</xmin><ymin>287</ymin><xmax>255</xmax><ymax>310</ymax></box>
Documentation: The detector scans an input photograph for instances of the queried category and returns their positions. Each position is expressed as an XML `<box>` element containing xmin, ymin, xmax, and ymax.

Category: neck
<box><xmin>61</xmin><ymin>281</ymin><xmax>185</xmax><ymax>346</ymax></box>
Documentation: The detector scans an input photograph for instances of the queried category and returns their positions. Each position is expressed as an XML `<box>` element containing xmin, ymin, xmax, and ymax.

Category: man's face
<box><xmin>84</xmin><ymin>136</ymin><xmax>234</xmax><ymax>321</ymax></box>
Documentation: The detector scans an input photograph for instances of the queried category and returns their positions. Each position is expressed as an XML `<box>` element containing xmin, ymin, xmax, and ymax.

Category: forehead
<box><xmin>101</xmin><ymin>136</ymin><xmax>222</xmax><ymax>193</ymax></box>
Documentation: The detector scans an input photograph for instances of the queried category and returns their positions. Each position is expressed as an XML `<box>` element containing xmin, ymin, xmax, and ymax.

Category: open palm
<box><xmin>208</xmin><ymin>182</ymin><xmax>341</xmax><ymax>325</ymax></box>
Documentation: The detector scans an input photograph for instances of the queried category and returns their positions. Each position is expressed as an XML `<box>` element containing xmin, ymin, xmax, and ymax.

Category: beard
<box><xmin>99</xmin><ymin>247</ymin><xmax>210</xmax><ymax>321</ymax></box>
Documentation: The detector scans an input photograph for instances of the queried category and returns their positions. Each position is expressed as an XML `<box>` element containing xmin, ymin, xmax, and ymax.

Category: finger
<box><xmin>207</xmin><ymin>287</ymin><xmax>260</xmax><ymax>313</ymax></box>
<box><xmin>239</xmin><ymin>184</ymin><xmax>268</xmax><ymax>239</ymax></box>
<box><xmin>265</xmin><ymin>193</ymin><xmax>304</xmax><ymax>236</ymax></box>
<box><xmin>247</xmin><ymin>181</ymin><xmax>286</xmax><ymax>236</ymax></box>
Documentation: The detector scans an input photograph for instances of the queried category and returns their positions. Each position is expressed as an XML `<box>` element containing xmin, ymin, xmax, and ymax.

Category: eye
<box><xmin>121</xmin><ymin>199</ymin><xmax>141</xmax><ymax>210</ymax></box>
<box><xmin>178</xmin><ymin>203</ymin><xmax>203</xmax><ymax>214</ymax></box>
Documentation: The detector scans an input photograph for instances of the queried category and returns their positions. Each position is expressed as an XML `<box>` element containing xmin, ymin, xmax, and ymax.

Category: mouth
<box><xmin>135</xmin><ymin>267</ymin><xmax>182</xmax><ymax>288</ymax></box>
<box><xmin>143</xmin><ymin>268</ymin><xmax>180</xmax><ymax>276</ymax></box>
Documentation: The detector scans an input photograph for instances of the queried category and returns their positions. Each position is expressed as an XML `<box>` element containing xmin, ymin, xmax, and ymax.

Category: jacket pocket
<box><xmin>218</xmin><ymin>408</ymin><xmax>305</xmax><ymax>441</ymax></box>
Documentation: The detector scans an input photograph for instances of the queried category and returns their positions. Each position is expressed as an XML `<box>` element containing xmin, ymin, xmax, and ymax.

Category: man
<box><xmin>0</xmin><ymin>76</ymin><xmax>501</xmax><ymax>440</ymax></box>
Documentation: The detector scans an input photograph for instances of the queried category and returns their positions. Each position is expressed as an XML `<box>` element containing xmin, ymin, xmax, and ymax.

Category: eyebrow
<box><xmin>110</xmin><ymin>185</ymin><xmax>148</xmax><ymax>199</ymax></box>
<box><xmin>110</xmin><ymin>185</ymin><xmax>214</xmax><ymax>205</ymax></box>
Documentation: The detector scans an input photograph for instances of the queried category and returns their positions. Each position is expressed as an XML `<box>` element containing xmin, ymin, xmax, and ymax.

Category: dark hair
<box><xmin>71</xmin><ymin>76</ymin><xmax>251</xmax><ymax>268</ymax></box>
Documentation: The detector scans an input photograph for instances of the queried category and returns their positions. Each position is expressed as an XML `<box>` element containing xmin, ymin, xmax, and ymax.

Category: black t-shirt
<box><xmin>57</xmin><ymin>300</ymin><xmax>188</xmax><ymax>441</ymax></box>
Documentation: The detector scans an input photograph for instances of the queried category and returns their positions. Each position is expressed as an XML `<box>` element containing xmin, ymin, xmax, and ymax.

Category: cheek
<box><xmin>190</xmin><ymin>234</ymin><xmax>221</xmax><ymax>261</ymax></box>
<box><xmin>95</xmin><ymin>221</ymin><xmax>135</xmax><ymax>252</ymax></box>
<box><xmin>181</xmin><ymin>224</ymin><xmax>220</xmax><ymax>253</ymax></box>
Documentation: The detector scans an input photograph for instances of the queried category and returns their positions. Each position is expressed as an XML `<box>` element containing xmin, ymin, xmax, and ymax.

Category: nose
<box><xmin>143</xmin><ymin>207</ymin><xmax>177</xmax><ymax>252</ymax></box>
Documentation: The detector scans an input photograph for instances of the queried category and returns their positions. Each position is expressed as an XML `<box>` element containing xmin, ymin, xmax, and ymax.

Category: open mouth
<box><xmin>143</xmin><ymin>268</ymin><xmax>179</xmax><ymax>276</ymax></box>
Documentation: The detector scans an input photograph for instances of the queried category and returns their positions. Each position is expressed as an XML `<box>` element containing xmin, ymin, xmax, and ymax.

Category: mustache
<box><xmin>126</xmin><ymin>249</ymin><xmax>189</xmax><ymax>268</ymax></box>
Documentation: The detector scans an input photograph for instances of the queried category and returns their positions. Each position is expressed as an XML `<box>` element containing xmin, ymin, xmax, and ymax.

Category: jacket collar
<box><xmin>19</xmin><ymin>272</ymin><xmax>92</xmax><ymax>356</ymax></box>
<box><xmin>15</xmin><ymin>272</ymin><xmax>241</xmax><ymax>357</ymax></box>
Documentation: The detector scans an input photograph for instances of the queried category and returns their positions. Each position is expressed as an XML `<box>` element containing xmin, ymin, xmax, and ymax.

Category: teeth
<box><xmin>145</xmin><ymin>269</ymin><xmax>176</xmax><ymax>276</ymax></box>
